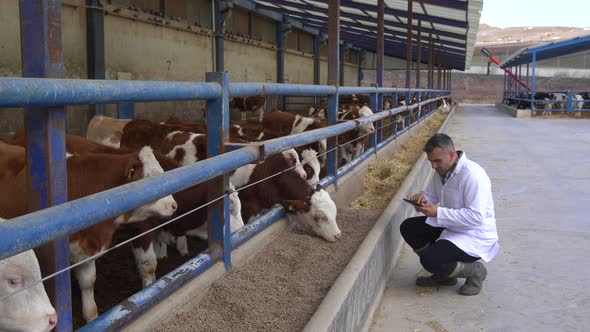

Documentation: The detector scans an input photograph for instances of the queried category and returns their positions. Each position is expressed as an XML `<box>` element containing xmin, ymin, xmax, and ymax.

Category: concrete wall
<box><xmin>225</xmin><ymin>40</ymin><xmax>276</xmax><ymax>82</ymax></box>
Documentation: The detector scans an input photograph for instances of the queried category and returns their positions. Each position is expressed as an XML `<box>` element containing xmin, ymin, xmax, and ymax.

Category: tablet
<box><xmin>402</xmin><ymin>198</ymin><xmax>424</xmax><ymax>207</ymax></box>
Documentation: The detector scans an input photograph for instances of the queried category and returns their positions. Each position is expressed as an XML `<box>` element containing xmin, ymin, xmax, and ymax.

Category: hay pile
<box><xmin>350</xmin><ymin>111</ymin><xmax>449</xmax><ymax>210</ymax></box>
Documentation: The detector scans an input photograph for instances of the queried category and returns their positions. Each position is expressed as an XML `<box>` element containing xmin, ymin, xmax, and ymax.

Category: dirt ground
<box><xmin>150</xmin><ymin>208</ymin><xmax>382</xmax><ymax>332</ymax></box>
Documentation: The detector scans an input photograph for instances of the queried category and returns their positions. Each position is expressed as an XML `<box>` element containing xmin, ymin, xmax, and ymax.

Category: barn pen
<box><xmin>0</xmin><ymin>0</ymin><xmax>477</xmax><ymax>331</ymax></box>
<box><xmin>0</xmin><ymin>75</ymin><xmax>450</xmax><ymax>331</ymax></box>
<box><xmin>497</xmin><ymin>34</ymin><xmax>590</xmax><ymax>117</ymax></box>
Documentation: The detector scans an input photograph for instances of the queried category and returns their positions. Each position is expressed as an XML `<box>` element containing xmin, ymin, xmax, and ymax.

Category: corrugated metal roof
<box><xmin>249</xmin><ymin>0</ymin><xmax>483</xmax><ymax>71</ymax></box>
<box><xmin>500</xmin><ymin>34</ymin><xmax>590</xmax><ymax>68</ymax></box>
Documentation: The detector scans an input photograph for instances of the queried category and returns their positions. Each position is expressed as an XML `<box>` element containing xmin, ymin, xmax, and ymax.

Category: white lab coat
<box><xmin>422</xmin><ymin>152</ymin><xmax>499</xmax><ymax>262</ymax></box>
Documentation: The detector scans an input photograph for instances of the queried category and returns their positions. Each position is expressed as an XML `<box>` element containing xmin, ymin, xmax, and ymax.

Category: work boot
<box><xmin>451</xmin><ymin>261</ymin><xmax>488</xmax><ymax>296</ymax></box>
<box><xmin>415</xmin><ymin>273</ymin><xmax>458</xmax><ymax>287</ymax></box>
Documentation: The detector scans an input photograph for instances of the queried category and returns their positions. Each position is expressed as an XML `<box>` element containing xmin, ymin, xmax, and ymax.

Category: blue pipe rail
<box><xmin>79</xmin><ymin>101</ymin><xmax>444</xmax><ymax>331</ymax></box>
<box><xmin>0</xmin><ymin>75</ymin><xmax>449</xmax><ymax>331</ymax></box>
<box><xmin>0</xmin><ymin>78</ymin><xmax>222</xmax><ymax>107</ymax></box>
<box><xmin>0</xmin><ymin>94</ymin><xmax>446</xmax><ymax>260</ymax></box>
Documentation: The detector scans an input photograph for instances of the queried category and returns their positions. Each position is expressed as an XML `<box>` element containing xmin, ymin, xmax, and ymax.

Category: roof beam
<box><xmin>255</xmin><ymin>0</ymin><xmax>467</xmax><ymax>40</ymax></box>
<box><xmin>420</xmin><ymin>0</ymin><xmax>468</xmax><ymax>11</ymax></box>
<box><xmin>340</xmin><ymin>0</ymin><xmax>468</xmax><ymax>28</ymax></box>
<box><xmin>290</xmin><ymin>14</ymin><xmax>466</xmax><ymax>57</ymax></box>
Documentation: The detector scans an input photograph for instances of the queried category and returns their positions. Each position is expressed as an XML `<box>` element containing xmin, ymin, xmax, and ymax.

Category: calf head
<box><xmin>284</xmin><ymin>185</ymin><xmax>341</xmax><ymax>242</ymax></box>
<box><xmin>0</xmin><ymin>218</ymin><xmax>57</xmax><ymax>332</ymax></box>
<box><xmin>357</xmin><ymin>106</ymin><xmax>375</xmax><ymax>134</ymax></box>
<box><xmin>116</xmin><ymin>147</ymin><xmax>178</xmax><ymax>223</ymax></box>
<box><xmin>281</xmin><ymin>148</ymin><xmax>307</xmax><ymax>181</ymax></box>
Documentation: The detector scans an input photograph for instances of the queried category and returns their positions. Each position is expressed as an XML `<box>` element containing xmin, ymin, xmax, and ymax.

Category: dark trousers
<box><xmin>400</xmin><ymin>216</ymin><xmax>479</xmax><ymax>275</ymax></box>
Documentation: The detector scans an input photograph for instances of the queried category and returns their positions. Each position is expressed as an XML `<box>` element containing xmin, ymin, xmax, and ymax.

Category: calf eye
<box><xmin>8</xmin><ymin>278</ymin><xmax>24</xmax><ymax>288</ymax></box>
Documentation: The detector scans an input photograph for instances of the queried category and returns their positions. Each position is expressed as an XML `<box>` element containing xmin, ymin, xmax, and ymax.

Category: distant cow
<box><xmin>230</xmin><ymin>96</ymin><xmax>266</xmax><ymax>122</ymax></box>
<box><xmin>0</xmin><ymin>219</ymin><xmax>58</xmax><ymax>332</ymax></box>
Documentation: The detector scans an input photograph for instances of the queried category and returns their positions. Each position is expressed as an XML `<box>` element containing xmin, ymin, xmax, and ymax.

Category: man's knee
<box><xmin>419</xmin><ymin>250</ymin><xmax>443</xmax><ymax>274</ymax></box>
<box><xmin>400</xmin><ymin>218</ymin><xmax>412</xmax><ymax>239</ymax></box>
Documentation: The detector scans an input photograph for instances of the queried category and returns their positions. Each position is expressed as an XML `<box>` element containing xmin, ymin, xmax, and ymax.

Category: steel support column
<box><xmin>536</xmin><ymin>52</ymin><xmax>537</xmax><ymax>114</ymax></box>
<box><xmin>405</xmin><ymin>0</ymin><xmax>413</xmax><ymax>89</ymax></box>
<box><xmin>214</xmin><ymin>0</ymin><xmax>224</xmax><ymax>72</ymax></box>
<box><xmin>327</xmin><ymin>0</ymin><xmax>340</xmax><ymax>182</ymax></box>
<box><xmin>376</xmin><ymin>0</ymin><xmax>384</xmax><ymax>143</ymax></box>
<box><xmin>437</xmin><ymin>51</ymin><xmax>442</xmax><ymax>89</ymax></box>
<box><xmin>428</xmin><ymin>34</ymin><xmax>433</xmax><ymax>89</ymax></box>
<box><xmin>339</xmin><ymin>44</ymin><xmax>345</xmax><ymax>86</ymax></box>
<box><xmin>205</xmin><ymin>72</ymin><xmax>231</xmax><ymax>271</ymax></box>
<box><xmin>86</xmin><ymin>0</ymin><xmax>106</xmax><ymax>118</ymax></box>
<box><xmin>276</xmin><ymin>20</ymin><xmax>285</xmax><ymax>108</ymax></box>
<box><xmin>357</xmin><ymin>50</ymin><xmax>363</xmax><ymax>87</ymax></box>
<box><xmin>313</xmin><ymin>34</ymin><xmax>321</xmax><ymax>106</ymax></box>
<box><xmin>19</xmin><ymin>1</ymin><xmax>71</xmax><ymax>330</ymax></box>
<box><xmin>415</xmin><ymin>20</ymin><xmax>421</xmax><ymax>89</ymax></box>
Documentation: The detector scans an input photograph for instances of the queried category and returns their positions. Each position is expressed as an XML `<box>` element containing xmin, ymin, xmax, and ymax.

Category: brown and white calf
<box><xmin>120</xmin><ymin>119</ymin><xmax>208</xmax><ymax>166</ymax></box>
<box><xmin>235</xmin><ymin>152</ymin><xmax>341</xmax><ymax>242</ymax></box>
<box><xmin>0</xmin><ymin>219</ymin><xmax>57</xmax><ymax>332</ymax></box>
<box><xmin>0</xmin><ymin>144</ymin><xmax>177</xmax><ymax>322</ymax></box>
<box><xmin>262</xmin><ymin>111</ymin><xmax>327</xmax><ymax>166</ymax></box>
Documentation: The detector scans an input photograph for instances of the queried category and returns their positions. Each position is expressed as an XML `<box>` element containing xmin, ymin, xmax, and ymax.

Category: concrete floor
<box><xmin>370</xmin><ymin>105</ymin><xmax>590</xmax><ymax>332</ymax></box>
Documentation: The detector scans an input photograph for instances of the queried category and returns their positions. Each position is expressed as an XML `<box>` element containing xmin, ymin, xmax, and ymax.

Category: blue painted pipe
<box><xmin>229</xmin><ymin>83</ymin><xmax>336</xmax><ymax>97</ymax></box>
<box><xmin>0</xmin><ymin>146</ymin><xmax>260</xmax><ymax>260</ymax></box>
<box><xmin>0</xmin><ymin>78</ymin><xmax>222</xmax><ymax>107</ymax></box>
<box><xmin>76</xmin><ymin>102</ymin><xmax>439</xmax><ymax>331</ymax></box>
<box><xmin>78</xmin><ymin>251</ymin><xmax>217</xmax><ymax>331</ymax></box>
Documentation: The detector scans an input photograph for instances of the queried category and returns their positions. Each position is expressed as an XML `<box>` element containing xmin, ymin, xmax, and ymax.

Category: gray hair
<box><xmin>424</xmin><ymin>133</ymin><xmax>455</xmax><ymax>153</ymax></box>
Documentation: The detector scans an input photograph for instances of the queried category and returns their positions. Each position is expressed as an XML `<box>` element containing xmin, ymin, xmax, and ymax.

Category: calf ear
<box><xmin>282</xmin><ymin>199</ymin><xmax>308</xmax><ymax>213</ymax></box>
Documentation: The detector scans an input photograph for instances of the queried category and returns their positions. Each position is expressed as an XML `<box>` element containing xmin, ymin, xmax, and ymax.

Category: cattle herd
<box><xmin>0</xmin><ymin>93</ymin><xmax>451</xmax><ymax>330</ymax></box>
<box><xmin>505</xmin><ymin>92</ymin><xmax>589</xmax><ymax>116</ymax></box>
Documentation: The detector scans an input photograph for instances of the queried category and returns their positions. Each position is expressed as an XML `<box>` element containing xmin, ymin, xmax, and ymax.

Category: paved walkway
<box><xmin>370</xmin><ymin>105</ymin><xmax>590</xmax><ymax>332</ymax></box>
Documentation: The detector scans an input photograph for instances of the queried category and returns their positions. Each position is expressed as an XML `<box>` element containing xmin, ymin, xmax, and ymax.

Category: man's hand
<box><xmin>409</xmin><ymin>193</ymin><xmax>427</xmax><ymax>206</ymax></box>
<box><xmin>417</xmin><ymin>203</ymin><xmax>438</xmax><ymax>218</ymax></box>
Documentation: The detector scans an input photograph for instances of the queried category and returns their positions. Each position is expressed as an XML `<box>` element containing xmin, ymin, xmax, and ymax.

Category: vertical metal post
<box><xmin>437</xmin><ymin>51</ymin><xmax>442</xmax><ymax>89</ymax></box>
<box><xmin>313</xmin><ymin>34</ymin><xmax>321</xmax><ymax>107</ymax></box>
<box><xmin>86</xmin><ymin>0</ymin><xmax>106</xmax><ymax>117</ymax></box>
<box><xmin>370</xmin><ymin>85</ymin><xmax>378</xmax><ymax>151</ymax></box>
<box><xmin>276</xmin><ymin>20</ymin><xmax>285</xmax><ymax>109</ymax></box>
<box><xmin>214</xmin><ymin>0</ymin><xmax>224</xmax><ymax>72</ymax></box>
<box><xmin>531</xmin><ymin>52</ymin><xmax>536</xmax><ymax>112</ymax></box>
<box><xmin>405</xmin><ymin>0</ymin><xmax>413</xmax><ymax>89</ymax></box>
<box><xmin>357</xmin><ymin>50</ymin><xmax>363</xmax><ymax>87</ymax></box>
<box><xmin>376</xmin><ymin>0</ymin><xmax>384</xmax><ymax>143</ymax></box>
<box><xmin>327</xmin><ymin>0</ymin><xmax>340</xmax><ymax>182</ymax></box>
<box><xmin>160</xmin><ymin>0</ymin><xmax>166</xmax><ymax>15</ymax></box>
<box><xmin>428</xmin><ymin>34</ymin><xmax>433</xmax><ymax>89</ymax></box>
<box><xmin>415</xmin><ymin>20</ymin><xmax>421</xmax><ymax>89</ymax></box>
<box><xmin>339</xmin><ymin>44</ymin><xmax>345</xmax><ymax>86</ymax></box>
<box><xmin>19</xmin><ymin>1</ymin><xmax>72</xmax><ymax>331</ymax></box>
<box><xmin>567</xmin><ymin>90</ymin><xmax>573</xmax><ymax>113</ymax></box>
<box><xmin>526</xmin><ymin>63</ymin><xmax>529</xmax><ymax>89</ymax></box>
<box><xmin>392</xmin><ymin>90</ymin><xmax>398</xmax><ymax>136</ymax></box>
<box><xmin>205</xmin><ymin>72</ymin><xmax>231</xmax><ymax>271</ymax></box>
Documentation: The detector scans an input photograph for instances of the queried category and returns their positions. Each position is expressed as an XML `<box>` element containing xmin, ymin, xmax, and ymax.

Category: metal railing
<box><xmin>503</xmin><ymin>90</ymin><xmax>590</xmax><ymax>113</ymax></box>
<box><xmin>0</xmin><ymin>75</ymin><xmax>449</xmax><ymax>330</ymax></box>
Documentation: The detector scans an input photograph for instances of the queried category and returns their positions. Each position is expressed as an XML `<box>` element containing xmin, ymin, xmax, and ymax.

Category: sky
<box><xmin>479</xmin><ymin>0</ymin><xmax>589</xmax><ymax>28</ymax></box>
